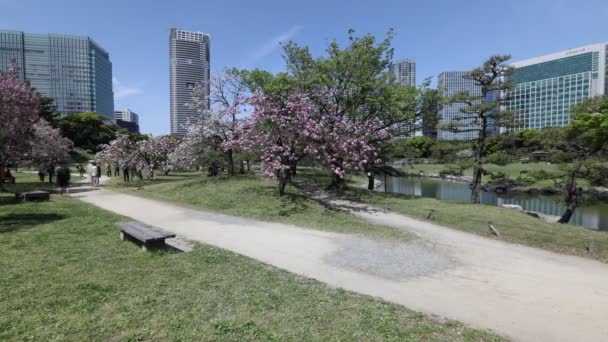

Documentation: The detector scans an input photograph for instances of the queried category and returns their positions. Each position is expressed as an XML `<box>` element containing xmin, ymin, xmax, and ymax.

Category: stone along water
<box><xmin>381</xmin><ymin>176</ymin><xmax>608</xmax><ymax>231</ymax></box>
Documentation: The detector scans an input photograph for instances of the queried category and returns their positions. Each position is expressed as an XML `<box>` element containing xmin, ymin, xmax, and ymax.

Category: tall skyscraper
<box><xmin>388</xmin><ymin>59</ymin><xmax>416</xmax><ymax>87</ymax></box>
<box><xmin>0</xmin><ymin>30</ymin><xmax>114</xmax><ymax>118</ymax></box>
<box><xmin>169</xmin><ymin>28</ymin><xmax>210</xmax><ymax>136</ymax></box>
<box><xmin>437</xmin><ymin>71</ymin><xmax>481</xmax><ymax>140</ymax></box>
<box><xmin>507</xmin><ymin>43</ymin><xmax>608</xmax><ymax>131</ymax></box>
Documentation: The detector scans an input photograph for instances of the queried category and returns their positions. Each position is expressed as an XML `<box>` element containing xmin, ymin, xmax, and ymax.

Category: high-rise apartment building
<box><xmin>114</xmin><ymin>108</ymin><xmax>139</xmax><ymax>125</ymax></box>
<box><xmin>507</xmin><ymin>43</ymin><xmax>608</xmax><ymax>131</ymax></box>
<box><xmin>169</xmin><ymin>28</ymin><xmax>210</xmax><ymax>136</ymax></box>
<box><xmin>0</xmin><ymin>30</ymin><xmax>114</xmax><ymax>118</ymax></box>
<box><xmin>437</xmin><ymin>71</ymin><xmax>481</xmax><ymax>140</ymax></box>
<box><xmin>388</xmin><ymin>59</ymin><xmax>416</xmax><ymax>87</ymax></box>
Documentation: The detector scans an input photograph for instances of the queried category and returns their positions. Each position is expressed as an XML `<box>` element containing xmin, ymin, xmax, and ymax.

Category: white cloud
<box><xmin>113</xmin><ymin>77</ymin><xmax>143</xmax><ymax>99</ymax></box>
<box><xmin>251</xmin><ymin>25</ymin><xmax>303</xmax><ymax>61</ymax></box>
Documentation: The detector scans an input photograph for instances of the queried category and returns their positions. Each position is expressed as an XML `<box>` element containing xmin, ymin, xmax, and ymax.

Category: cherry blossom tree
<box><xmin>169</xmin><ymin>119</ymin><xmax>226</xmax><ymax>175</ymax></box>
<box><xmin>0</xmin><ymin>60</ymin><xmax>42</xmax><ymax>169</ymax></box>
<box><xmin>133</xmin><ymin>136</ymin><xmax>180</xmax><ymax>178</ymax></box>
<box><xmin>97</xmin><ymin>134</ymin><xmax>137</xmax><ymax>171</ymax></box>
<box><xmin>24</xmin><ymin>120</ymin><xmax>73</xmax><ymax>166</ymax></box>
<box><xmin>229</xmin><ymin>91</ymin><xmax>390</xmax><ymax>194</ymax></box>
<box><xmin>98</xmin><ymin>135</ymin><xmax>179</xmax><ymax>180</ymax></box>
<box><xmin>189</xmin><ymin>68</ymin><xmax>248</xmax><ymax>176</ymax></box>
<box><xmin>227</xmin><ymin>92</ymin><xmax>312</xmax><ymax>195</ymax></box>
<box><xmin>305</xmin><ymin>113</ymin><xmax>389</xmax><ymax>191</ymax></box>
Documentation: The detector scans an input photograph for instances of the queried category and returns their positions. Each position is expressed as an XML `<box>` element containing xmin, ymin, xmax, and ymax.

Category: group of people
<box><xmin>95</xmin><ymin>162</ymin><xmax>136</xmax><ymax>182</ymax></box>
<box><xmin>38</xmin><ymin>163</ymin><xmax>71</xmax><ymax>195</ymax></box>
<box><xmin>37</xmin><ymin>160</ymin><xmax>144</xmax><ymax>192</ymax></box>
<box><xmin>37</xmin><ymin>160</ymin><xmax>105</xmax><ymax>193</ymax></box>
<box><xmin>87</xmin><ymin>161</ymin><xmax>102</xmax><ymax>186</ymax></box>
<box><xmin>37</xmin><ymin>164</ymin><xmax>58</xmax><ymax>183</ymax></box>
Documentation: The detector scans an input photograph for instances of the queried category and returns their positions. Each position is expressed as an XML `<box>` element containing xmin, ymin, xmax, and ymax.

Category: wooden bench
<box><xmin>0</xmin><ymin>176</ymin><xmax>15</xmax><ymax>184</ymax></box>
<box><xmin>116</xmin><ymin>221</ymin><xmax>176</xmax><ymax>251</ymax></box>
<box><xmin>15</xmin><ymin>190</ymin><xmax>50</xmax><ymax>201</ymax></box>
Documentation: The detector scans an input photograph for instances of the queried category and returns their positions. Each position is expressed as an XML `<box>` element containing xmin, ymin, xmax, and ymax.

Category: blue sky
<box><xmin>3</xmin><ymin>0</ymin><xmax>608</xmax><ymax>135</ymax></box>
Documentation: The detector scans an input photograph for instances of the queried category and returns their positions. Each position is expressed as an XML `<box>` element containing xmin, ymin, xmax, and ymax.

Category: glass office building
<box><xmin>507</xmin><ymin>43</ymin><xmax>607</xmax><ymax>131</ymax></box>
<box><xmin>437</xmin><ymin>71</ymin><xmax>482</xmax><ymax>140</ymax></box>
<box><xmin>0</xmin><ymin>30</ymin><xmax>114</xmax><ymax>118</ymax></box>
<box><xmin>388</xmin><ymin>59</ymin><xmax>416</xmax><ymax>87</ymax></box>
<box><xmin>169</xmin><ymin>28</ymin><xmax>210</xmax><ymax>136</ymax></box>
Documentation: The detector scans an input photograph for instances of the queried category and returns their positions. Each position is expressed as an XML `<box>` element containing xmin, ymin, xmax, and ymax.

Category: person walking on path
<box><xmin>89</xmin><ymin>161</ymin><xmax>99</xmax><ymax>186</ymax></box>
<box><xmin>114</xmin><ymin>164</ymin><xmax>120</xmax><ymax>177</ymax></box>
<box><xmin>122</xmin><ymin>162</ymin><xmax>130</xmax><ymax>182</ymax></box>
<box><xmin>77</xmin><ymin>164</ymin><xmax>85</xmax><ymax>178</ymax></box>
<box><xmin>96</xmin><ymin>163</ymin><xmax>102</xmax><ymax>186</ymax></box>
<box><xmin>38</xmin><ymin>168</ymin><xmax>46</xmax><ymax>182</ymax></box>
<box><xmin>55</xmin><ymin>163</ymin><xmax>71</xmax><ymax>195</ymax></box>
<box><xmin>106</xmin><ymin>164</ymin><xmax>112</xmax><ymax>177</ymax></box>
<box><xmin>47</xmin><ymin>164</ymin><xmax>55</xmax><ymax>184</ymax></box>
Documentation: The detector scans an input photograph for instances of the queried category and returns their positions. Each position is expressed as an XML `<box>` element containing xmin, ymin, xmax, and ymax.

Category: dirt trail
<box><xmin>72</xmin><ymin>182</ymin><xmax>608</xmax><ymax>342</ymax></box>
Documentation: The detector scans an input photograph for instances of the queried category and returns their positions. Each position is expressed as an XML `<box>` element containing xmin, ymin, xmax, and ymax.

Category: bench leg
<box><xmin>120</xmin><ymin>231</ymin><xmax>126</xmax><ymax>241</ymax></box>
<box><xmin>141</xmin><ymin>240</ymin><xmax>165</xmax><ymax>252</ymax></box>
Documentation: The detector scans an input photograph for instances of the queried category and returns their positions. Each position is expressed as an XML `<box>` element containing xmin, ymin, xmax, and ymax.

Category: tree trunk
<box><xmin>559</xmin><ymin>169</ymin><xmax>579</xmax><ymax>224</ymax></box>
<box><xmin>470</xmin><ymin>165</ymin><xmax>483</xmax><ymax>204</ymax></box>
<box><xmin>239</xmin><ymin>161</ymin><xmax>245</xmax><ymax>174</ymax></box>
<box><xmin>277</xmin><ymin>168</ymin><xmax>290</xmax><ymax>196</ymax></box>
<box><xmin>290</xmin><ymin>162</ymin><xmax>297</xmax><ymax>177</ymax></box>
<box><xmin>246</xmin><ymin>160</ymin><xmax>250</xmax><ymax>172</ymax></box>
<box><xmin>227</xmin><ymin>149</ymin><xmax>235</xmax><ymax>176</ymax></box>
<box><xmin>470</xmin><ymin>114</ymin><xmax>488</xmax><ymax>204</ymax></box>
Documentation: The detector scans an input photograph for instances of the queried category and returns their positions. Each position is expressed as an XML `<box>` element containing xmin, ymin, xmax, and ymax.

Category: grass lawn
<box><xmin>0</xmin><ymin>198</ymin><xmax>501</xmax><ymax>341</ymax></box>
<box><xmin>295</xmin><ymin>168</ymin><xmax>608</xmax><ymax>262</ymax></box>
<box><xmin>0</xmin><ymin>172</ymin><xmax>56</xmax><ymax>202</ymax></box>
<box><xmin>107</xmin><ymin>172</ymin><xmax>411</xmax><ymax>241</ymax></box>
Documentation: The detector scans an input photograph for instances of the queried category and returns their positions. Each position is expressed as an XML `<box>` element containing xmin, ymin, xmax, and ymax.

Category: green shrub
<box><xmin>486</xmin><ymin>151</ymin><xmax>512</xmax><ymax>166</ymax></box>
<box><xmin>586</xmin><ymin>163</ymin><xmax>608</xmax><ymax>187</ymax></box>
<box><xmin>548</xmin><ymin>151</ymin><xmax>575</xmax><ymax>163</ymax></box>
<box><xmin>516</xmin><ymin>175</ymin><xmax>536</xmax><ymax>185</ymax></box>
<box><xmin>439</xmin><ymin>165</ymin><xmax>463</xmax><ymax>177</ymax></box>
<box><xmin>529</xmin><ymin>169</ymin><xmax>552</xmax><ymax>181</ymax></box>
<box><xmin>489</xmin><ymin>171</ymin><xmax>507</xmax><ymax>181</ymax></box>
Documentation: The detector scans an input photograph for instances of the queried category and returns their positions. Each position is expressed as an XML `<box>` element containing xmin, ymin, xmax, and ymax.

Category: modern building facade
<box><xmin>169</xmin><ymin>28</ymin><xmax>210</xmax><ymax>136</ymax></box>
<box><xmin>0</xmin><ymin>30</ymin><xmax>114</xmax><ymax>118</ymax></box>
<box><xmin>114</xmin><ymin>108</ymin><xmax>139</xmax><ymax>125</ymax></box>
<box><xmin>114</xmin><ymin>108</ymin><xmax>140</xmax><ymax>133</ymax></box>
<box><xmin>388</xmin><ymin>59</ymin><xmax>416</xmax><ymax>87</ymax></box>
<box><xmin>437</xmin><ymin>71</ymin><xmax>482</xmax><ymax>140</ymax></box>
<box><xmin>507</xmin><ymin>43</ymin><xmax>608</xmax><ymax>131</ymax></box>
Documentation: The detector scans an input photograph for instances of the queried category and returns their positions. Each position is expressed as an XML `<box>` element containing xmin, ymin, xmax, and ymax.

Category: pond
<box><xmin>380</xmin><ymin>176</ymin><xmax>608</xmax><ymax>231</ymax></box>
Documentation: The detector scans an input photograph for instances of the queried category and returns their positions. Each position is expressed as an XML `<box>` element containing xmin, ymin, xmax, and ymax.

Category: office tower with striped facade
<box><xmin>169</xmin><ymin>28</ymin><xmax>210</xmax><ymax>136</ymax></box>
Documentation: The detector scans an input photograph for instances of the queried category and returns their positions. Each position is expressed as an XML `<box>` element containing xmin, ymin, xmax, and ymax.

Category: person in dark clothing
<box><xmin>96</xmin><ymin>164</ymin><xmax>102</xmax><ymax>184</ymax></box>
<box><xmin>114</xmin><ymin>164</ymin><xmax>120</xmax><ymax>177</ymax></box>
<box><xmin>47</xmin><ymin>165</ymin><xmax>55</xmax><ymax>184</ymax></box>
<box><xmin>121</xmin><ymin>162</ymin><xmax>130</xmax><ymax>182</ymax></box>
<box><xmin>106</xmin><ymin>164</ymin><xmax>112</xmax><ymax>177</ymax></box>
<box><xmin>56</xmin><ymin>163</ymin><xmax>71</xmax><ymax>195</ymax></box>
<box><xmin>38</xmin><ymin>168</ymin><xmax>46</xmax><ymax>182</ymax></box>
<box><xmin>77</xmin><ymin>164</ymin><xmax>84</xmax><ymax>178</ymax></box>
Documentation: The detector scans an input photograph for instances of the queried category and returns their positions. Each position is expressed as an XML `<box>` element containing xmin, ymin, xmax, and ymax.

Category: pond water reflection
<box><xmin>381</xmin><ymin>176</ymin><xmax>608</xmax><ymax>231</ymax></box>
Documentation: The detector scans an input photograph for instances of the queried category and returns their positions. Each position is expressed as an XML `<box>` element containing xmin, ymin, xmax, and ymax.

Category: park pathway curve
<box><xmin>71</xmin><ymin>183</ymin><xmax>608</xmax><ymax>342</ymax></box>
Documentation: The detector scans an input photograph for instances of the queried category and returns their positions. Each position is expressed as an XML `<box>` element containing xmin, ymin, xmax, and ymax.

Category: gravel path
<box><xmin>324</xmin><ymin>236</ymin><xmax>454</xmax><ymax>280</ymax></box>
<box><xmin>71</xmin><ymin>181</ymin><xmax>608</xmax><ymax>342</ymax></box>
